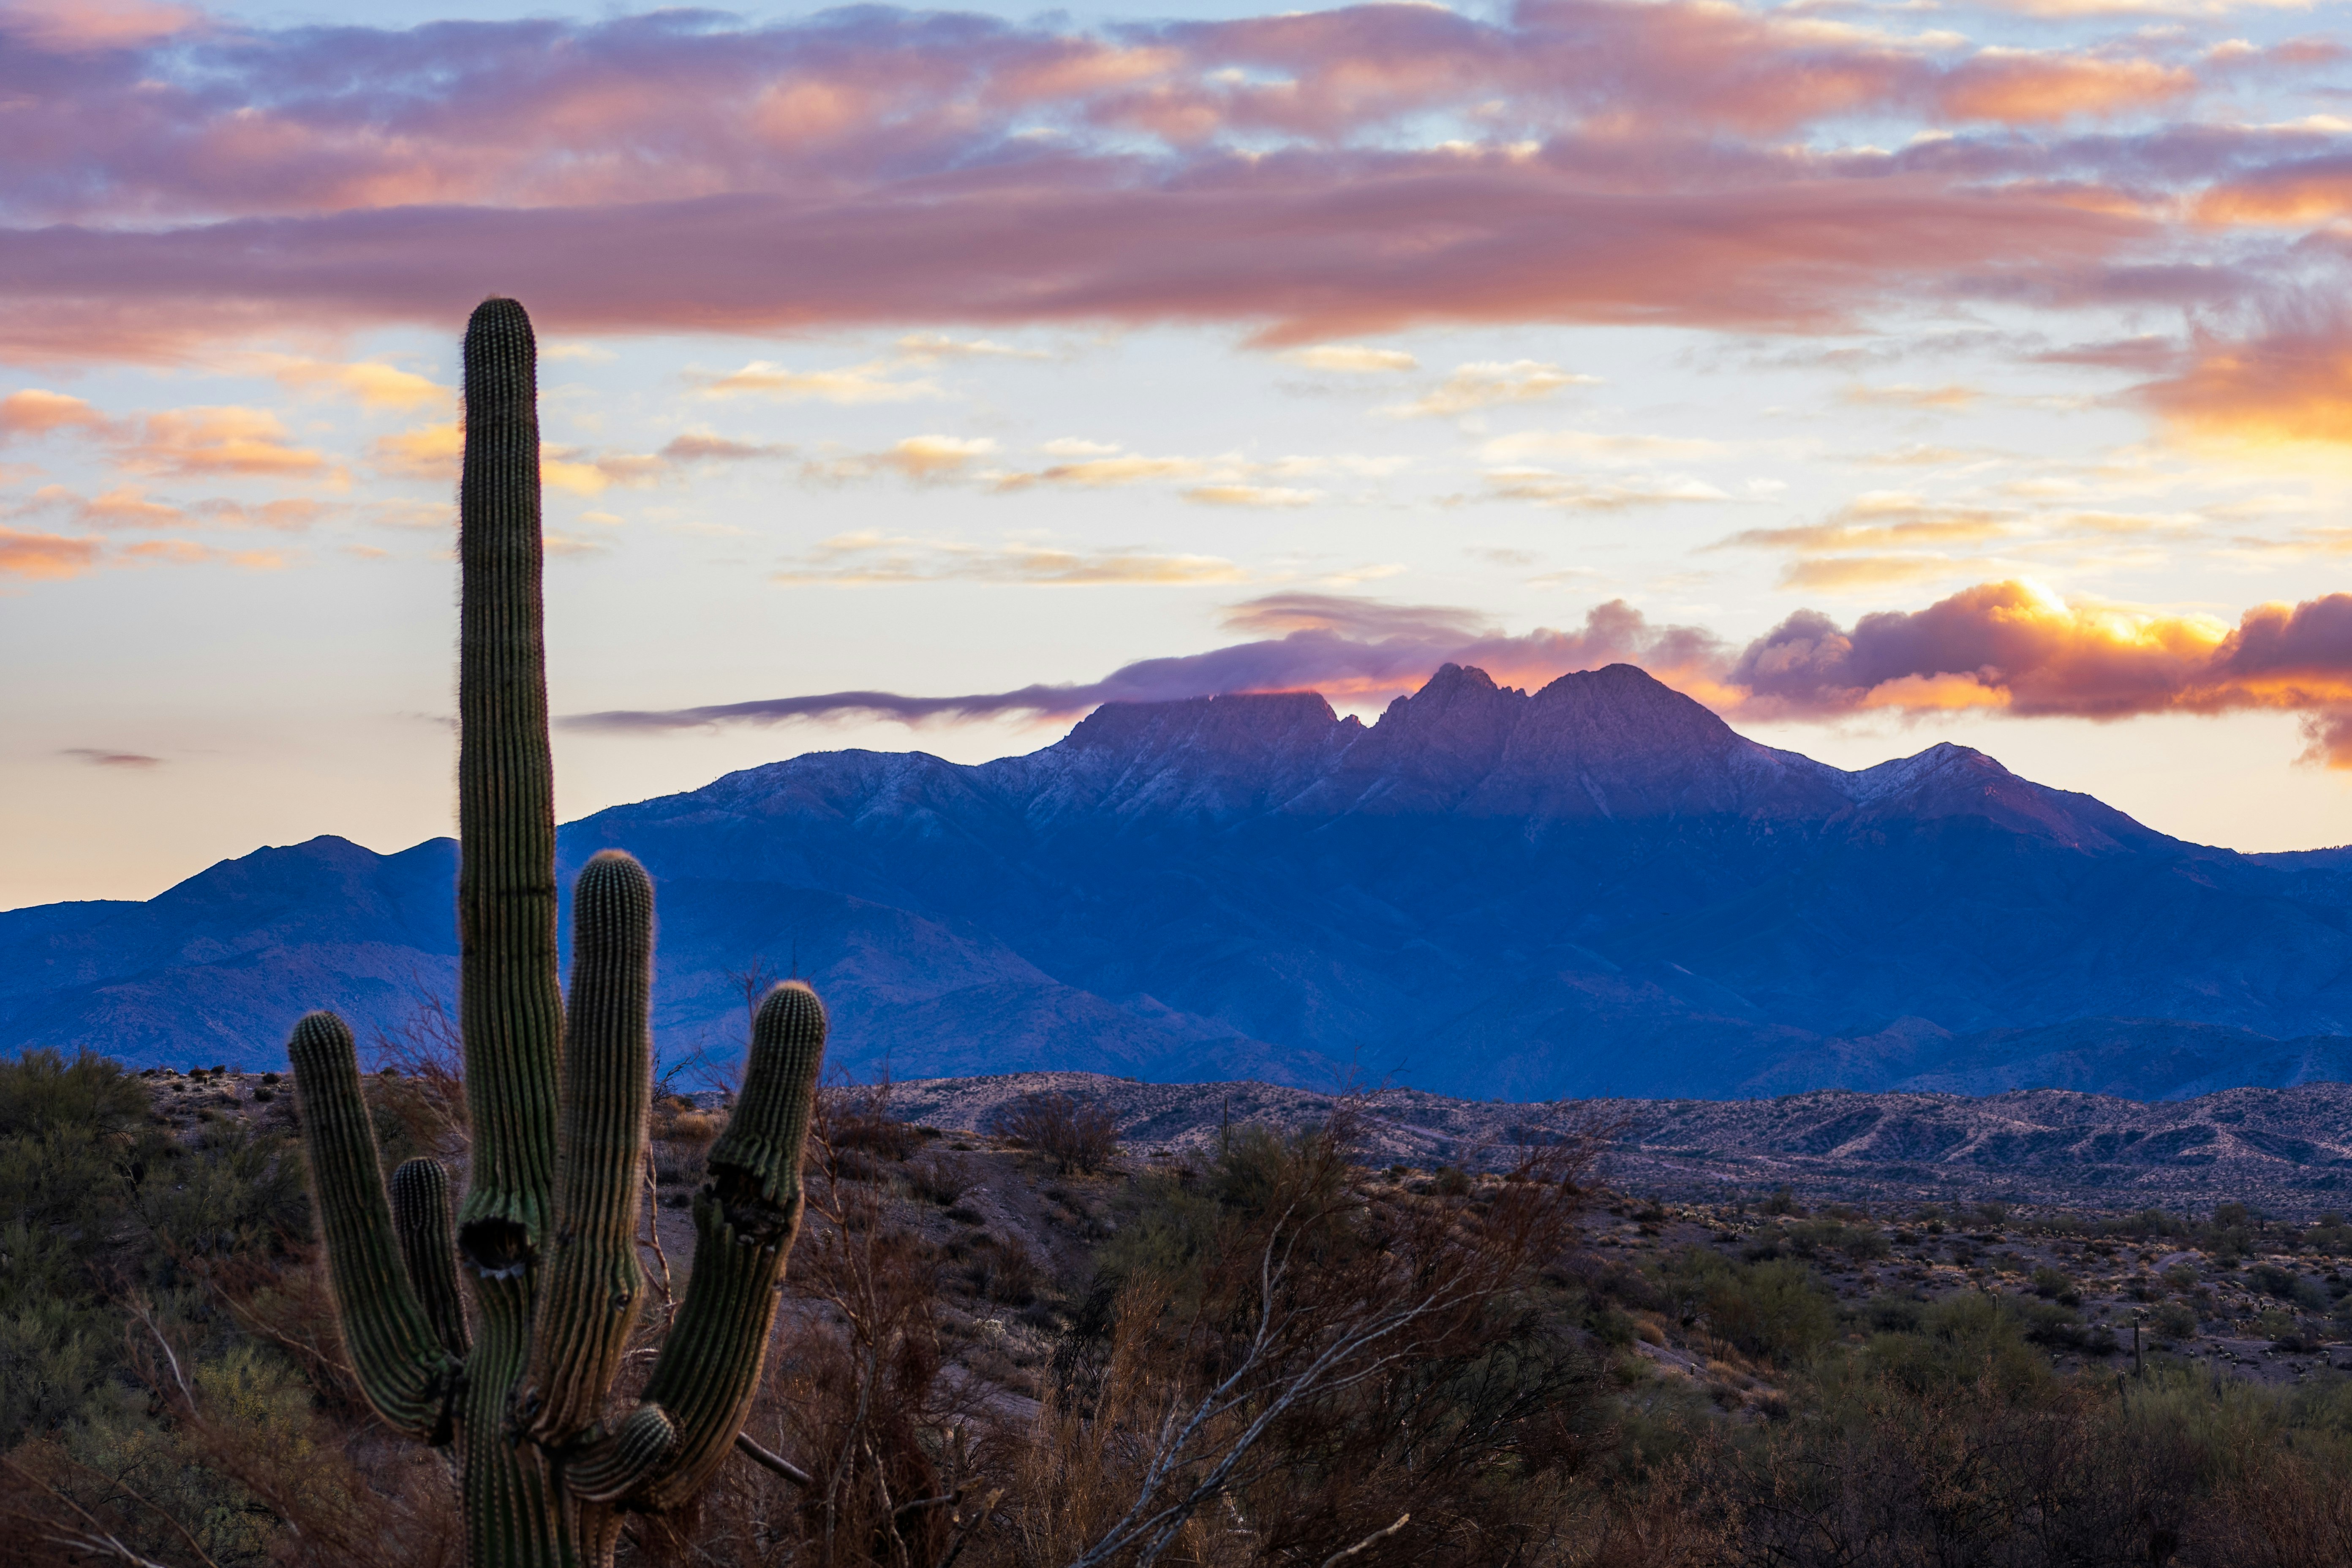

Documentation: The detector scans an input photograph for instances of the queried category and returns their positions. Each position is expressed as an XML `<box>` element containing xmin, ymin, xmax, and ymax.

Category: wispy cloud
<box><xmin>772</xmin><ymin>532</ymin><xmax>1245</xmax><ymax>586</ymax></box>
<box><xmin>59</xmin><ymin>746</ymin><xmax>163</xmax><ymax>768</ymax></box>
<box><xmin>1478</xmin><ymin>468</ymin><xmax>1729</xmax><ymax>510</ymax></box>
<box><xmin>803</xmin><ymin>436</ymin><xmax>997</xmax><ymax>485</ymax></box>
<box><xmin>266</xmin><ymin>357</ymin><xmax>449</xmax><ymax>413</ymax></box>
<box><xmin>1183</xmin><ymin>484</ymin><xmax>1320</xmax><ymax>507</ymax></box>
<box><xmin>1284</xmin><ymin>344</ymin><xmax>1418</xmax><ymax>374</ymax></box>
<box><xmin>0</xmin><ymin>522</ymin><xmax>99</xmax><ymax>579</ymax></box>
<box><xmin>693</xmin><ymin>359</ymin><xmax>941</xmax><ymax>403</ymax></box>
<box><xmin>1383</xmin><ymin>361</ymin><xmax>1596</xmax><ymax>419</ymax></box>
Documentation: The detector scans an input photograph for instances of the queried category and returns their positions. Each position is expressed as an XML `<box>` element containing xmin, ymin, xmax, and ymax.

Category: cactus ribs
<box><xmin>285</xmin><ymin>299</ymin><xmax>827</xmax><ymax>1568</ymax></box>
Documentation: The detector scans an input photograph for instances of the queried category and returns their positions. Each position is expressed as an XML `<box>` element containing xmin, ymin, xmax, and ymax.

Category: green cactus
<box><xmin>286</xmin><ymin>297</ymin><xmax>826</xmax><ymax>1568</ymax></box>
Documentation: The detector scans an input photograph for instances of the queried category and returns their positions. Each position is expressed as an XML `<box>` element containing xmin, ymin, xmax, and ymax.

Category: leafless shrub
<box><xmin>821</xmin><ymin>1073</ymin><xmax>924</xmax><ymax>1167</ymax></box>
<box><xmin>985</xmin><ymin>1092</ymin><xmax>1119</xmax><ymax>1176</ymax></box>
<box><xmin>958</xmin><ymin>1232</ymin><xmax>1046</xmax><ymax>1308</ymax></box>
<box><xmin>630</xmin><ymin>1086</ymin><xmax>992</xmax><ymax>1568</ymax></box>
<box><xmin>2188</xmin><ymin>1443</ymin><xmax>2352</xmax><ymax>1567</ymax></box>
<box><xmin>982</xmin><ymin>1104</ymin><xmax>1601</xmax><ymax>1568</ymax></box>
<box><xmin>648</xmin><ymin>1099</ymin><xmax>720</xmax><ymax>1188</ymax></box>
<box><xmin>367</xmin><ymin>988</ymin><xmax>469</xmax><ymax>1165</ymax></box>
<box><xmin>910</xmin><ymin>1152</ymin><xmax>978</xmax><ymax>1207</ymax></box>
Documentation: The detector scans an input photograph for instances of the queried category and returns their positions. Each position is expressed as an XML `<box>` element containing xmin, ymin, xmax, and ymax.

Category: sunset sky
<box><xmin>6</xmin><ymin>0</ymin><xmax>2352</xmax><ymax>909</ymax></box>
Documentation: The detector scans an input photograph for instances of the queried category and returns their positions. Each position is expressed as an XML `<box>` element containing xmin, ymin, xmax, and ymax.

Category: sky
<box><xmin>5</xmin><ymin>0</ymin><xmax>2352</xmax><ymax>910</ymax></box>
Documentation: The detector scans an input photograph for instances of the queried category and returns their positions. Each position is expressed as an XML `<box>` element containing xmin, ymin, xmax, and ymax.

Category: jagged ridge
<box><xmin>5</xmin><ymin>663</ymin><xmax>2350</xmax><ymax>1099</ymax></box>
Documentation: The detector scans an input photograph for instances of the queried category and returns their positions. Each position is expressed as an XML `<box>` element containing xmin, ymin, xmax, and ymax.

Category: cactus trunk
<box><xmin>286</xmin><ymin>298</ymin><xmax>825</xmax><ymax>1568</ymax></box>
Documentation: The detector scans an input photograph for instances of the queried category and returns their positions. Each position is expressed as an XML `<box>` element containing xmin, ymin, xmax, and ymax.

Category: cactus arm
<box><xmin>632</xmin><ymin>981</ymin><xmax>826</xmax><ymax>1511</ymax></box>
<box><xmin>286</xmin><ymin>1012</ymin><xmax>463</xmax><ymax>1443</ymax></box>
<box><xmin>453</xmin><ymin>294</ymin><xmax>564</xmax><ymax>1278</ymax></box>
<box><xmin>389</xmin><ymin>1157</ymin><xmax>471</xmax><ymax>1360</ymax></box>
<box><xmin>523</xmin><ymin>851</ymin><xmax>655</xmax><ymax>1444</ymax></box>
<box><xmin>567</xmin><ymin>1403</ymin><xmax>676</xmax><ymax>1503</ymax></box>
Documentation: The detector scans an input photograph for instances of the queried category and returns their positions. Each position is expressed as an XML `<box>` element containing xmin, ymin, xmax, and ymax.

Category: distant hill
<box><xmin>7</xmin><ymin>662</ymin><xmax>2352</xmax><ymax>1098</ymax></box>
<box><xmin>890</xmin><ymin>1073</ymin><xmax>2352</xmax><ymax>1214</ymax></box>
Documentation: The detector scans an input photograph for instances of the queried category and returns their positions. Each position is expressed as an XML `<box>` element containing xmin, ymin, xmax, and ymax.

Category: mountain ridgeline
<box><xmin>9</xmin><ymin>663</ymin><xmax>2352</xmax><ymax>1100</ymax></box>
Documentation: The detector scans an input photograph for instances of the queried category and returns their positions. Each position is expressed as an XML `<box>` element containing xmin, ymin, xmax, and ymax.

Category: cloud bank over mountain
<box><xmin>569</xmin><ymin>585</ymin><xmax>2352</xmax><ymax>766</ymax></box>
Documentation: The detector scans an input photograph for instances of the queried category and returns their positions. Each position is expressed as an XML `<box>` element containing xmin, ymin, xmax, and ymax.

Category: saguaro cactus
<box><xmin>287</xmin><ymin>297</ymin><xmax>826</xmax><ymax>1568</ymax></box>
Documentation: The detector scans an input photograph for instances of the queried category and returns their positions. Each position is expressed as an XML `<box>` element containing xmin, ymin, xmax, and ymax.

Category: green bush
<box><xmin>1703</xmin><ymin>1258</ymin><xmax>1835</xmax><ymax>1366</ymax></box>
<box><xmin>0</xmin><ymin>1048</ymin><xmax>304</xmax><ymax>1450</ymax></box>
<box><xmin>1865</xmin><ymin>1291</ymin><xmax>2061</xmax><ymax>1400</ymax></box>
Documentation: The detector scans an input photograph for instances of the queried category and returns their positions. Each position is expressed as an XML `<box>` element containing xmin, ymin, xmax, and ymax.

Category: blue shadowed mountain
<box><xmin>8</xmin><ymin>662</ymin><xmax>2352</xmax><ymax>1099</ymax></box>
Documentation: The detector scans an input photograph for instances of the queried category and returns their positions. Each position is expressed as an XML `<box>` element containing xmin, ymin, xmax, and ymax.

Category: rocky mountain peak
<box><xmin>1063</xmin><ymin>690</ymin><xmax>1348</xmax><ymax>762</ymax></box>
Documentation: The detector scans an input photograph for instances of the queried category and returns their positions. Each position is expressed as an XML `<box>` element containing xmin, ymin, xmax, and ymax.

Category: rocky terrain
<box><xmin>893</xmin><ymin>1072</ymin><xmax>2352</xmax><ymax>1217</ymax></box>
<box><xmin>15</xmin><ymin>662</ymin><xmax>2352</xmax><ymax>1100</ymax></box>
<box><xmin>144</xmin><ymin>1066</ymin><xmax>2352</xmax><ymax>1406</ymax></box>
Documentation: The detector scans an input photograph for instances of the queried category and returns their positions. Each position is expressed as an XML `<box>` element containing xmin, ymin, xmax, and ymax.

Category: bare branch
<box><xmin>1318</xmin><ymin>1512</ymin><xmax>1410</xmax><ymax>1568</ymax></box>
<box><xmin>732</xmin><ymin>1432</ymin><xmax>814</xmax><ymax>1489</ymax></box>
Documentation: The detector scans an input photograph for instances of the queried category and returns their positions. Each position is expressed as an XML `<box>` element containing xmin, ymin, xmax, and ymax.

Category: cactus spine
<box><xmin>287</xmin><ymin>297</ymin><xmax>826</xmax><ymax>1568</ymax></box>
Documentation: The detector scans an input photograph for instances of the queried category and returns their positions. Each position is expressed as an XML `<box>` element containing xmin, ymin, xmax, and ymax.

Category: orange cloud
<box><xmin>541</xmin><ymin>446</ymin><xmax>665</xmax><ymax>496</ymax></box>
<box><xmin>1938</xmin><ymin>54</ymin><xmax>2195</xmax><ymax>125</ymax></box>
<box><xmin>373</xmin><ymin>422</ymin><xmax>461</xmax><ymax>481</ymax></box>
<box><xmin>773</xmin><ymin>532</ymin><xmax>1244</xmax><ymax>586</ymax></box>
<box><xmin>0</xmin><ymin>522</ymin><xmax>99</xmax><ymax>579</ymax></box>
<box><xmin>1838</xmin><ymin>383</ymin><xmax>1982</xmax><ymax>411</ymax></box>
<box><xmin>116</xmin><ymin>538</ymin><xmax>286</xmax><ymax>570</ymax></box>
<box><xmin>2140</xmin><ymin>328</ymin><xmax>2352</xmax><ymax>452</ymax></box>
<box><xmin>122</xmin><ymin>406</ymin><xmax>329</xmax><ymax>479</ymax></box>
<box><xmin>994</xmin><ymin>454</ymin><xmax>1203</xmax><ymax>490</ymax></box>
<box><xmin>269</xmin><ymin>357</ymin><xmax>450</xmax><ymax>413</ymax></box>
<box><xmin>2197</xmin><ymin>174</ymin><xmax>2352</xmax><ymax>228</ymax></box>
<box><xmin>26</xmin><ymin>484</ymin><xmax>186</xmax><ymax>530</ymax></box>
<box><xmin>1728</xmin><ymin>580</ymin><xmax>2352</xmax><ymax>766</ymax></box>
<box><xmin>0</xmin><ymin>389</ymin><xmax>113</xmax><ymax>439</ymax></box>
<box><xmin>1183</xmin><ymin>484</ymin><xmax>1319</xmax><ymax>507</ymax></box>
<box><xmin>14</xmin><ymin>485</ymin><xmax>331</xmax><ymax>534</ymax></box>
<box><xmin>802</xmin><ymin>436</ymin><xmax>999</xmax><ymax>485</ymax></box>
<box><xmin>1382</xmin><ymin>361</ymin><xmax>1594</xmax><ymax>419</ymax></box>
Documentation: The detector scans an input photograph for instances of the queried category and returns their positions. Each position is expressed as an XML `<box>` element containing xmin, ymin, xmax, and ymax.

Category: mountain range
<box><xmin>8</xmin><ymin>662</ymin><xmax>2352</xmax><ymax>1100</ymax></box>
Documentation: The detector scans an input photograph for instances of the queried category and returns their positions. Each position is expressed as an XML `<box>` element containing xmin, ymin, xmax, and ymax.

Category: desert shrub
<box><xmin>2009</xmin><ymin>1296</ymin><xmax>2118</xmax><ymax>1358</ymax></box>
<box><xmin>1789</xmin><ymin>1218</ymin><xmax>1888</xmax><ymax>1261</ymax></box>
<box><xmin>986</xmin><ymin>1091</ymin><xmax>1119</xmax><ymax>1175</ymax></box>
<box><xmin>0</xmin><ymin>1048</ymin><xmax>148</xmax><ymax>1138</ymax></box>
<box><xmin>1863</xmin><ymin>1293</ymin><xmax>1925</xmax><ymax>1333</ymax></box>
<box><xmin>367</xmin><ymin>988</ymin><xmax>470</xmax><ymax>1166</ymax></box>
<box><xmin>822</xmin><ymin>1075</ymin><xmax>924</xmax><ymax>1164</ymax></box>
<box><xmin>1867</xmin><ymin>1291</ymin><xmax>2060</xmax><ymax>1398</ymax></box>
<box><xmin>2032</xmin><ymin>1263</ymin><xmax>2078</xmax><ymax>1301</ymax></box>
<box><xmin>1700</xmin><ymin>1258</ymin><xmax>1835</xmax><ymax>1367</ymax></box>
<box><xmin>2249</xmin><ymin>1261</ymin><xmax>2329</xmax><ymax>1311</ymax></box>
<box><xmin>983</xmin><ymin>1112</ymin><xmax>1603</xmax><ymax>1568</ymax></box>
<box><xmin>2151</xmin><ymin>1301</ymin><xmax>2200</xmax><ymax>1341</ymax></box>
<box><xmin>909</xmin><ymin>1150</ymin><xmax>977</xmax><ymax>1206</ymax></box>
<box><xmin>960</xmin><ymin>1231</ymin><xmax>1048</xmax><ymax>1307</ymax></box>
<box><xmin>0</xmin><ymin>1050</ymin><xmax>458</xmax><ymax>1567</ymax></box>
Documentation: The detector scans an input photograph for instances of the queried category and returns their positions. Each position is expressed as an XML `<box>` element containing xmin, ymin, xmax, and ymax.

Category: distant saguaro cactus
<box><xmin>287</xmin><ymin>297</ymin><xmax>826</xmax><ymax>1567</ymax></box>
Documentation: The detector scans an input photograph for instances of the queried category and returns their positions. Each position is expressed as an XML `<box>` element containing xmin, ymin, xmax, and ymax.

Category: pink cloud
<box><xmin>0</xmin><ymin>522</ymin><xmax>99</xmax><ymax>579</ymax></box>
<box><xmin>0</xmin><ymin>390</ymin><xmax>113</xmax><ymax>438</ymax></box>
<box><xmin>0</xmin><ymin>3</ymin><xmax>2320</xmax><ymax>362</ymax></box>
<box><xmin>569</xmin><ymin>583</ymin><xmax>2352</xmax><ymax>768</ymax></box>
<box><xmin>0</xmin><ymin>153</ymin><xmax>2151</xmax><ymax>362</ymax></box>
